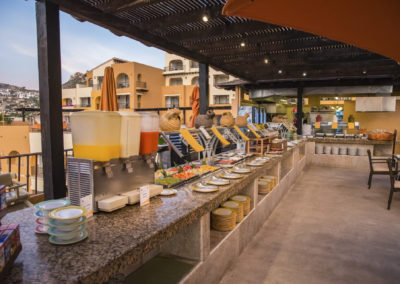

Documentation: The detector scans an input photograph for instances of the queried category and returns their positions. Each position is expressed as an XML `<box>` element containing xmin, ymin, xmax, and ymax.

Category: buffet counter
<box><xmin>3</xmin><ymin>143</ymin><xmax>308</xmax><ymax>284</ymax></box>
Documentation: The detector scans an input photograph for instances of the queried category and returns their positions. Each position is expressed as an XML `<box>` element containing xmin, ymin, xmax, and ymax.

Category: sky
<box><xmin>0</xmin><ymin>0</ymin><xmax>165</xmax><ymax>90</ymax></box>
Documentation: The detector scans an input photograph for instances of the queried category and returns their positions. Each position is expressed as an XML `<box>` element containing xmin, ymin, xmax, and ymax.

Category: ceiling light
<box><xmin>278</xmin><ymin>70</ymin><xmax>283</xmax><ymax>74</ymax></box>
<box><xmin>240</xmin><ymin>42</ymin><xmax>245</xmax><ymax>47</ymax></box>
<box><xmin>302</xmin><ymin>72</ymin><xmax>307</xmax><ymax>77</ymax></box>
<box><xmin>362</xmin><ymin>70</ymin><xmax>367</xmax><ymax>74</ymax></box>
<box><xmin>202</xmin><ymin>15</ymin><xmax>208</xmax><ymax>22</ymax></box>
<box><xmin>264</xmin><ymin>59</ymin><xmax>269</xmax><ymax>64</ymax></box>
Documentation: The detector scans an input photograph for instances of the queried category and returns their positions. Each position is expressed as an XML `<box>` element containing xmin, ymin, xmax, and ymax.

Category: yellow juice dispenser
<box><xmin>70</xmin><ymin>111</ymin><xmax>121</xmax><ymax>162</ymax></box>
<box><xmin>118</xmin><ymin>111</ymin><xmax>141</xmax><ymax>158</ymax></box>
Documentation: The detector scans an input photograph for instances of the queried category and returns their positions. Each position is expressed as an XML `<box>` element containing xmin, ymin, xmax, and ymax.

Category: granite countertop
<box><xmin>307</xmin><ymin>138</ymin><xmax>394</xmax><ymax>145</ymax></box>
<box><xmin>2</xmin><ymin>145</ymin><xmax>301</xmax><ymax>283</ymax></box>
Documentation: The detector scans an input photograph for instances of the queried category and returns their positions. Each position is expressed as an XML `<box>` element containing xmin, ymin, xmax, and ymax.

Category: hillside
<box><xmin>0</xmin><ymin>82</ymin><xmax>38</xmax><ymax>92</ymax></box>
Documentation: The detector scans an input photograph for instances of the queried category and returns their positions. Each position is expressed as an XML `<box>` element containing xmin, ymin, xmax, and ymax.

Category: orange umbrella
<box><xmin>190</xmin><ymin>86</ymin><xmax>200</xmax><ymax>127</ymax></box>
<box><xmin>99</xmin><ymin>67</ymin><xmax>119</xmax><ymax>111</ymax></box>
<box><xmin>223</xmin><ymin>0</ymin><xmax>400</xmax><ymax>62</ymax></box>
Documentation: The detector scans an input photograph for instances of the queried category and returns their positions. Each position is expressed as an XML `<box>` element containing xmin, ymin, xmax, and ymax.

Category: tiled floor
<box><xmin>219</xmin><ymin>166</ymin><xmax>400</xmax><ymax>284</ymax></box>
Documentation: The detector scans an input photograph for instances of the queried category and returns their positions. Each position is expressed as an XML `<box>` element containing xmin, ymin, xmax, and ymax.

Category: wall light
<box><xmin>264</xmin><ymin>59</ymin><xmax>269</xmax><ymax>64</ymax></box>
<box><xmin>202</xmin><ymin>15</ymin><xmax>208</xmax><ymax>22</ymax></box>
<box><xmin>240</xmin><ymin>42</ymin><xmax>245</xmax><ymax>47</ymax></box>
<box><xmin>302</xmin><ymin>72</ymin><xmax>307</xmax><ymax>77</ymax></box>
<box><xmin>278</xmin><ymin>70</ymin><xmax>283</xmax><ymax>74</ymax></box>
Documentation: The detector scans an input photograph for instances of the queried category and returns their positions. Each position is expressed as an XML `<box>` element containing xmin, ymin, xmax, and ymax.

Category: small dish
<box><xmin>49</xmin><ymin>216</ymin><xmax>87</xmax><ymax>232</ymax></box>
<box><xmin>34</xmin><ymin>199</ymin><xmax>70</xmax><ymax>212</ymax></box>
<box><xmin>49</xmin><ymin>230</ymin><xmax>88</xmax><ymax>245</ymax></box>
<box><xmin>36</xmin><ymin>217</ymin><xmax>50</xmax><ymax>225</ymax></box>
<box><xmin>247</xmin><ymin>162</ymin><xmax>263</xmax><ymax>167</ymax></box>
<box><xmin>192</xmin><ymin>183</ymin><xmax>219</xmax><ymax>193</ymax></box>
<box><xmin>48</xmin><ymin>225</ymin><xmax>86</xmax><ymax>241</ymax></box>
<box><xmin>49</xmin><ymin>206</ymin><xmax>87</xmax><ymax>224</ymax></box>
<box><xmin>34</xmin><ymin>210</ymin><xmax>49</xmax><ymax>218</ymax></box>
<box><xmin>160</xmin><ymin>189</ymin><xmax>178</xmax><ymax>196</ymax></box>
<box><xmin>35</xmin><ymin>224</ymin><xmax>49</xmax><ymax>234</ymax></box>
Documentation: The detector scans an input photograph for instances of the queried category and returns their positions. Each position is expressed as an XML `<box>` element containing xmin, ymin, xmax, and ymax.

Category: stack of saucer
<box><xmin>260</xmin><ymin>175</ymin><xmax>277</xmax><ymax>187</ymax></box>
<box><xmin>221</xmin><ymin>200</ymin><xmax>243</xmax><ymax>222</ymax></box>
<box><xmin>48</xmin><ymin>206</ymin><xmax>88</xmax><ymax>245</ymax></box>
<box><xmin>229</xmin><ymin>195</ymin><xmax>251</xmax><ymax>216</ymax></box>
<box><xmin>211</xmin><ymin>208</ymin><xmax>237</xmax><ymax>231</ymax></box>
<box><xmin>258</xmin><ymin>179</ymin><xmax>272</xmax><ymax>194</ymax></box>
<box><xmin>34</xmin><ymin>199</ymin><xmax>70</xmax><ymax>234</ymax></box>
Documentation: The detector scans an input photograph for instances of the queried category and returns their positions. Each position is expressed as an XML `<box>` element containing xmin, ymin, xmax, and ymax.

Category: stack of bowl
<box><xmin>34</xmin><ymin>200</ymin><xmax>70</xmax><ymax>234</ymax></box>
<box><xmin>48</xmin><ymin>206</ymin><xmax>88</xmax><ymax>245</ymax></box>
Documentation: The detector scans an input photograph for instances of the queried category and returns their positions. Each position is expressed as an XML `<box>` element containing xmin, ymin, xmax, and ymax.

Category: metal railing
<box><xmin>164</xmin><ymin>66</ymin><xmax>185</xmax><ymax>72</ymax></box>
<box><xmin>118</xmin><ymin>103</ymin><xmax>130</xmax><ymax>109</ymax></box>
<box><xmin>136</xmin><ymin>81</ymin><xmax>147</xmax><ymax>89</ymax></box>
<box><xmin>0</xmin><ymin>149</ymin><xmax>73</xmax><ymax>195</ymax></box>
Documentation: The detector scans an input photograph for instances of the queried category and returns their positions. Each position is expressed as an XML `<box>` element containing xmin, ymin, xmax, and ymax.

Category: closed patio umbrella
<box><xmin>223</xmin><ymin>0</ymin><xmax>400</xmax><ymax>62</ymax></box>
<box><xmin>190</xmin><ymin>86</ymin><xmax>200</xmax><ymax>128</ymax></box>
<box><xmin>99</xmin><ymin>66</ymin><xmax>118</xmax><ymax>111</ymax></box>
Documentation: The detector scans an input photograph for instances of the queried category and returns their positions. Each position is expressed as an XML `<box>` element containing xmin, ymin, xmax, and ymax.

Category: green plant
<box><xmin>348</xmin><ymin>114</ymin><xmax>355</xmax><ymax>123</ymax></box>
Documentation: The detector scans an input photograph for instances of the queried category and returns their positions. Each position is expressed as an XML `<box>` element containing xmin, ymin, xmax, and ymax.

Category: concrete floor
<box><xmin>219</xmin><ymin>166</ymin><xmax>400</xmax><ymax>284</ymax></box>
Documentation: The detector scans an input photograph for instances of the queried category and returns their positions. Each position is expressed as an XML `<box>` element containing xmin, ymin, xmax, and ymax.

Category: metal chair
<box><xmin>367</xmin><ymin>149</ymin><xmax>397</xmax><ymax>189</ymax></box>
<box><xmin>387</xmin><ymin>157</ymin><xmax>400</xmax><ymax>210</ymax></box>
<box><xmin>0</xmin><ymin>173</ymin><xmax>29</xmax><ymax>206</ymax></box>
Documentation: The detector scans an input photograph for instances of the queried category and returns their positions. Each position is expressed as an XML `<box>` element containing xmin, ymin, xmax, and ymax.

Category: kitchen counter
<box><xmin>2</xmin><ymin>146</ymin><xmax>302</xmax><ymax>283</ymax></box>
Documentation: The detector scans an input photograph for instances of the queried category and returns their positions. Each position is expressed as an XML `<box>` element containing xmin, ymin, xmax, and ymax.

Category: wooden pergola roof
<box><xmin>49</xmin><ymin>0</ymin><xmax>400</xmax><ymax>84</ymax></box>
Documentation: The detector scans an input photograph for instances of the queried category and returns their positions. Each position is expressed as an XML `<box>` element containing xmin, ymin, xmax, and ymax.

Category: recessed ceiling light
<box><xmin>240</xmin><ymin>42</ymin><xmax>245</xmax><ymax>47</ymax></box>
<box><xmin>264</xmin><ymin>59</ymin><xmax>269</xmax><ymax>64</ymax></box>
<box><xmin>302</xmin><ymin>72</ymin><xmax>307</xmax><ymax>77</ymax></box>
<box><xmin>362</xmin><ymin>70</ymin><xmax>367</xmax><ymax>74</ymax></box>
<box><xmin>278</xmin><ymin>70</ymin><xmax>283</xmax><ymax>74</ymax></box>
<box><xmin>202</xmin><ymin>15</ymin><xmax>208</xmax><ymax>22</ymax></box>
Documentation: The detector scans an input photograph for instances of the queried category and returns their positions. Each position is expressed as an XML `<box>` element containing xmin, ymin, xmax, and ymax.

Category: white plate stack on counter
<box><xmin>34</xmin><ymin>199</ymin><xmax>70</xmax><ymax>234</ymax></box>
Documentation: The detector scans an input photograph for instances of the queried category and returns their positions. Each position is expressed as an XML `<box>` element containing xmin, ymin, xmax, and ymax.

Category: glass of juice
<box><xmin>139</xmin><ymin>112</ymin><xmax>159</xmax><ymax>155</ymax></box>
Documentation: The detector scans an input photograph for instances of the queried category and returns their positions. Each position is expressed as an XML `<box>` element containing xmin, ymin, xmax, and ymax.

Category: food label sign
<box><xmin>140</xmin><ymin>185</ymin><xmax>150</xmax><ymax>206</ymax></box>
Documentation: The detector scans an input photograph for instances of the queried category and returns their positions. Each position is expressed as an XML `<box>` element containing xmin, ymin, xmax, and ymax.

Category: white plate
<box><xmin>160</xmin><ymin>189</ymin><xmax>178</xmax><ymax>196</ymax></box>
<box><xmin>192</xmin><ymin>183</ymin><xmax>219</xmax><ymax>193</ymax></box>
<box><xmin>49</xmin><ymin>231</ymin><xmax>88</xmax><ymax>245</ymax></box>
<box><xmin>34</xmin><ymin>199</ymin><xmax>70</xmax><ymax>211</ymax></box>
<box><xmin>232</xmin><ymin>167</ymin><xmax>251</xmax><ymax>174</ymax></box>
<box><xmin>206</xmin><ymin>177</ymin><xmax>230</xmax><ymax>186</ymax></box>
<box><xmin>219</xmin><ymin>172</ymin><xmax>242</xmax><ymax>179</ymax></box>
<box><xmin>247</xmin><ymin>162</ymin><xmax>263</xmax><ymax>167</ymax></box>
<box><xmin>35</xmin><ymin>224</ymin><xmax>49</xmax><ymax>234</ymax></box>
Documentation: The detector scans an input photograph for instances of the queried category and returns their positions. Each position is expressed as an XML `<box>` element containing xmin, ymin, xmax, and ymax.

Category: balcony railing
<box><xmin>118</xmin><ymin>103</ymin><xmax>130</xmax><ymax>109</ymax></box>
<box><xmin>0</xmin><ymin>149</ymin><xmax>73</xmax><ymax>195</ymax></box>
<box><xmin>164</xmin><ymin>66</ymin><xmax>185</xmax><ymax>72</ymax></box>
<box><xmin>136</xmin><ymin>81</ymin><xmax>147</xmax><ymax>89</ymax></box>
<box><xmin>117</xmin><ymin>83</ymin><xmax>130</xmax><ymax>89</ymax></box>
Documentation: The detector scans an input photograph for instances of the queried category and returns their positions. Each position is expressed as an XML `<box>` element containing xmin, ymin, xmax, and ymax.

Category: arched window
<box><xmin>88</xmin><ymin>78</ymin><xmax>93</xmax><ymax>87</ymax></box>
<box><xmin>170</xmin><ymin>77</ymin><xmax>183</xmax><ymax>86</ymax></box>
<box><xmin>191</xmin><ymin>76</ymin><xmax>199</xmax><ymax>86</ymax></box>
<box><xmin>190</xmin><ymin>61</ymin><xmax>199</xmax><ymax>68</ymax></box>
<box><xmin>137</xmin><ymin>73</ymin><xmax>142</xmax><ymax>81</ymax></box>
<box><xmin>169</xmin><ymin>60</ymin><xmax>183</xmax><ymax>71</ymax></box>
<box><xmin>8</xmin><ymin>151</ymin><xmax>20</xmax><ymax>165</ymax></box>
<box><xmin>117</xmin><ymin>73</ymin><xmax>130</xmax><ymax>88</ymax></box>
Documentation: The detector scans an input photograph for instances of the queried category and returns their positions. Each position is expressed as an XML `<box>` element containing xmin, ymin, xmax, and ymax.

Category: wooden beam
<box><xmin>199</xmin><ymin>63</ymin><xmax>209</xmax><ymax>115</ymax></box>
<box><xmin>47</xmin><ymin>0</ymin><xmax>253</xmax><ymax>82</ymax></box>
<box><xmin>296</xmin><ymin>88</ymin><xmax>303</xmax><ymax>135</ymax></box>
<box><xmin>36</xmin><ymin>0</ymin><xmax>67</xmax><ymax>199</ymax></box>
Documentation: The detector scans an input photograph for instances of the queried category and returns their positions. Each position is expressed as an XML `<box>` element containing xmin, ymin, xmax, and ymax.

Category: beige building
<box><xmin>62</xmin><ymin>58</ymin><xmax>164</xmax><ymax>111</ymax></box>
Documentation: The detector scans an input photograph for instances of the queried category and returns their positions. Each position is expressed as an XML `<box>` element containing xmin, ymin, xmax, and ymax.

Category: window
<box><xmin>137</xmin><ymin>73</ymin><xmax>142</xmax><ymax>81</ymax></box>
<box><xmin>95</xmin><ymin>96</ymin><xmax>100</xmax><ymax>110</ymax></box>
<box><xmin>137</xmin><ymin>94</ymin><xmax>142</xmax><ymax>109</ymax></box>
<box><xmin>170</xmin><ymin>77</ymin><xmax>183</xmax><ymax>86</ymax></box>
<box><xmin>8</xmin><ymin>151</ymin><xmax>20</xmax><ymax>165</ymax></box>
<box><xmin>117</xmin><ymin>73</ymin><xmax>130</xmax><ymax>88</ymax></box>
<box><xmin>65</xmin><ymin>98</ymin><xmax>72</xmax><ymax>105</ymax></box>
<box><xmin>117</xmin><ymin>95</ymin><xmax>130</xmax><ymax>109</ymax></box>
<box><xmin>80</xmin><ymin>97</ymin><xmax>91</xmax><ymax>107</ymax></box>
<box><xmin>214</xmin><ymin>95</ymin><xmax>230</xmax><ymax>105</ymax></box>
<box><xmin>191</xmin><ymin>76</ymin><xmax>199</xmax><ymax>86</ymax></box>
<box><xmin>166</xmin><ymin>96</ymin><xmax>179</xmax><ymax>108</ymax></box>
<box><xmin>190</xmin><ymin>61</ymin><xmax>199</xmax><ymax>68</ymax></box>
<box><xmin>169</xmin><ymin>60</ymin><xmax>183</xmax><ymax>71</ymax></box>
<box><xmin>88</xmin><ymin>78</ymin><xmax>93</xmax><ymax>87</ymax></box>
<box><xmin>214</xmin><ymin>74</ymin><xmax>229</xmax><ymax>86</ymax></box>
<box><xmin>97</xmin><ymin>76</ymin><xmax>104</xmax><ymax>87</ymax></box>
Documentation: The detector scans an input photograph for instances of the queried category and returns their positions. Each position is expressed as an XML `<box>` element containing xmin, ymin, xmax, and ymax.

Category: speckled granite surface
<box><xmin>2</xmin><ymin>148</ymin><xmax>291</xmax><ymax>284</ymax></box>
<box><xmin>308</xmin><ymin>138</ymin><xmax>393</xmax><ymax>145</ymax></box>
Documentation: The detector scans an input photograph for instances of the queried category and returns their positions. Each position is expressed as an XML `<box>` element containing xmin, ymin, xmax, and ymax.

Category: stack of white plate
<box><xmin>48</xmin><ymin>206</ymin><xmax>88</xmax><ymax>245</ymax></box>
<box><xmin>34</xmin><ymin>199</ymin><xmax>70</xmax><ymax>234</ymax></box>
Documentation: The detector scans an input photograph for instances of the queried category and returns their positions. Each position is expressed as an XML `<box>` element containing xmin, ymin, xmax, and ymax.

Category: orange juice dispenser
<box><xmin>139</xmin><ymin>112</ymin><xmax>159</xmax><ymax>155</ymax></box>
<box><xmin>70</xmin><ymin>111</ymin><xmax>121</xmax><ymax>162</ymax></box>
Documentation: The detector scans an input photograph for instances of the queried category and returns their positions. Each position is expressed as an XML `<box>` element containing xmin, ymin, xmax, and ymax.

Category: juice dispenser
<box><xmin>139</xmin><ymin>112</ymin><xmax>159</xmax><ymax>155</ymax></box>
<box><xmin>119</xmin><ymin>111</ymin><xmax>141</xmax><ymax>158</ymax></box>
<box><xmin>70</xmin><ymin>111</ymin><xmax>121</xmax><ymax>161</ymax></box>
